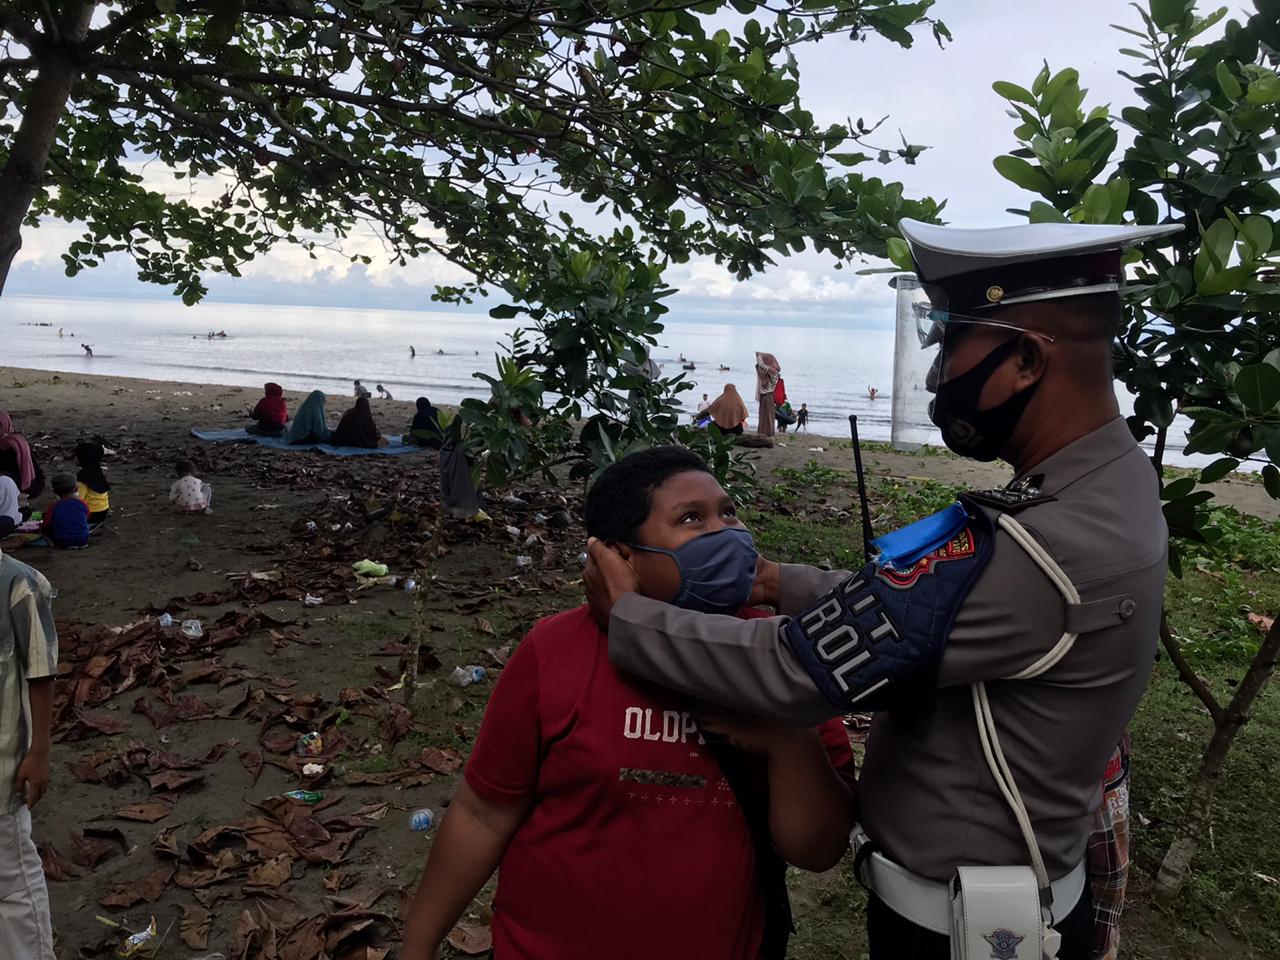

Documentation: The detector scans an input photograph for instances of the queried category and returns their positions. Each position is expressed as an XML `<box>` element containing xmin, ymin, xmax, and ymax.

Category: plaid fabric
<box><xmin>1086</xmin><ymin>732</ymin><xmax>1131</xmax><ymax>960</ymax></box>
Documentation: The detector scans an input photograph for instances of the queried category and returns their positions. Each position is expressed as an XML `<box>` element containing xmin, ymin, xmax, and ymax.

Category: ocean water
<box><xmin>3</xmin><ymin>293</ymin><xmax>1216</xmax><ymax>467</ymax></box>
<box><xmin>3</xmin><ymin>294</ymin><xmax>901</xmax><ymax>439</ymax></box>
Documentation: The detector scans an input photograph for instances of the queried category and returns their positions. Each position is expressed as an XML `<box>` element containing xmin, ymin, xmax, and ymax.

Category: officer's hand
<box><xmin>696</xmin><ymin>704</ymin><xmax>808</xmax><ymax>757</ymax></box>
<box><xmin>584</xmin><ymin>538</ymin><xmax>640</xmax><ymax>631</ymax></box>
<box><xmin>748</xmin><ymin>556</ymin><xmax>782</xmax><ymax>609</ymax></box>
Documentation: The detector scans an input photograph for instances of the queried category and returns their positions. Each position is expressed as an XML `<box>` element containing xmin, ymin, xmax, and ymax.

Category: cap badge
<box><xmin>986</xmin><ymin>285</ymin><xmax>1005</xmax><ymax>303</ymax></box>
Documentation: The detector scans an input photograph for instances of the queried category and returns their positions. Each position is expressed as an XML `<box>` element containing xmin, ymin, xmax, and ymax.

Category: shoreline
<box><xmin>3</xmin><ymin>365</ymin><xmax>1273</xmax><ymax>520</ymax></box>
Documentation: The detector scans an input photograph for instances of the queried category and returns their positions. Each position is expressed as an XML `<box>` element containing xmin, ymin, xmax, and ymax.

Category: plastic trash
<box><xmin>158</xmin><ymin>613</ymin><xmax>173</xmax><ymax>628</ymax></box>
<box><xmin>180</xmin><ymin>619</ymin><xmax>203</xmax><ymax>639</ymax></box>
<box><xmin>450</xmin><ymin>665</ymin><xmax>487</xmax><ymax>688</ymax></box>
<box><xmin>514</xmin><ymin>555</ymin><xmax>533</xmax><ymax>570</ymax></box>
<box><xmin>303</xmin><ymin>593</ymin><xmax>323</xmax><ymax>607</ymax></box>
<box><xmin>352</xmin><ymin>559</ymin><xmax>389</xmax><ymax>577</ymax></box>
<box><xmin>282</xmin><ymin>789</ymin><xmax>324</xmax><ymax>803</ymax></box>
<box><xmin>302</xmin><ymin>762</ymin><xmax>325</xmax><ymax>777</ymax></box>
<box><xmin>533</xmin><ymin>512</ymin><xmax>549</xmax><ymax>525</ymax></box>
<box><xmin>523</xmin><ymin>535</ymin><xmax>540</xmax><ymax>549</ymax></box>
<box><xmin>504</xmin><ymin>525</ymin><xmax>521</xmax><ymax>538</ymax></box>
<box><xmin>296</xmin><ymin>731</ymin><xmax>323</xmax><ymax>756</ymax></box>
<box><xmin>114</xmin><ymin>917</ymin><xmax>157</xmax><ymax>958</ymax></box>
<box><xmin>304</xmin><ymin>521</ymin><xmax>318</xmax><ymax>534</ymax></box>
<box><xmin>409</xmin><ymin>808</ymin><xmax>436</xmax><ymax>832</ymax></box>
<box><xmin>402</xmin><ymin>578</ymin><xmax>417</xmax><ymax>592</ymax></box>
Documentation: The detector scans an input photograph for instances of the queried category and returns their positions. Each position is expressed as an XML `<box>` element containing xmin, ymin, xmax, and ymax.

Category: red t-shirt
<box><xmin>465</xmin><ymin>604</ymin><xmax>856</xmax><ymax>960</ymax></box>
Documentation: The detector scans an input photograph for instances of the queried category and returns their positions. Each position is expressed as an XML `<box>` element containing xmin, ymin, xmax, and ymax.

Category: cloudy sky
<box><xmin>7</xmin><ymin>1</ymin><xmax>1161</xmax><ymax>327</ymax></box>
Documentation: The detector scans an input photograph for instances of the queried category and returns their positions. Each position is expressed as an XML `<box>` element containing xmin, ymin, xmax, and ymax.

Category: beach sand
<box><xmin>1</xmin><ymin>365</ymin><xmax>1272</xmax><ymax>956</ymax></box>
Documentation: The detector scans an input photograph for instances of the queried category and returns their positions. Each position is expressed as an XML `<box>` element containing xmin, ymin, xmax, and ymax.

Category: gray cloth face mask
<box><xmin>629</xmin><ymin>527</ymin><xmax>759</xmax><ymax>614</ymax></box>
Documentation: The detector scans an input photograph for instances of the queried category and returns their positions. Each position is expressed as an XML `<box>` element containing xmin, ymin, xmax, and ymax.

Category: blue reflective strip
<box><xmin>871</xmin><ymin>501</ymin><xmax>969</xmax><ymax>570</ymax></box>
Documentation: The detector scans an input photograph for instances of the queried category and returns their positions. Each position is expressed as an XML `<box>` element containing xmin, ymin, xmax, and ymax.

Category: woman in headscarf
<box><xmin>755</xmin><ymin>351</ymin><xmax>781</xmax><ymax>437</ymax></box>
<box><xmin>0</xmin><ymin>411</ymin><xmax>44</xmax><ymax>499</ymax></box>
<box><xmin>705</xmin><ymin>384</ymin><xmax>749</xmax><ymax>435</ymax></box>
<box><xmin>407</xmin><ymin>397</ymin><xmax>444</xmax><ymax>449</ymax></box>
<box><xmin>331</xmin><ymin>395</ymin><xmax>387</xmax><ymax>449</ymax></box>
<box><xmin>287</xmin><ymin>391</ymin><xmax>332</xmax><ymax>445</ymax></box>
<box><xmin>248</xmin><ymin>382</ymin><xmax>289</xmax><ymax>437</ymax></box>
<box><xmin>74</xmin><ymin>439</ymin><xmax>112</xmax><ymax>524</ymax></box>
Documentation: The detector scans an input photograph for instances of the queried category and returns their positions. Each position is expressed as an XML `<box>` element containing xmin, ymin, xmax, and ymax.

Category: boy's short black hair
<box><xmin>175</xmin><ymin>459</ymin><xmax>194</xmax><ymax>477</ymax></box>
<box><xmin>584</xmin><ymin>446</ymin><xmax>711</xmax><ymax>542</ymax></box>
<box><xmin>51</xmin><ymin>472</ymin><xmax>77</xmax><ymax>496</ymax></box>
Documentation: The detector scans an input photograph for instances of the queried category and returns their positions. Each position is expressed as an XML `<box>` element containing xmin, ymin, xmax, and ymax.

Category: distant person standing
<box><xmin>868</xmin><ymin>386</ymin><xmax>878</xmax><ymax>401</ymax></box>
<box><xmin>755</xmin><ymin>351</ymin><xmax>781</xmax><ymax>437</ymax></box>
<box><xmin>80</xmin><ymin>344</ymin><xmax>92</xmax><ymax>357</ymax></box>
<box><xmin>796</xmin><ymin>403</ymin><xmax>809</xmax><ymax>432</ymax></box>
<box><xmin>353</xmin><ymin>379</ymin><xmax>371</xmax><ymax>399</ymax></box>
<box><xmin>410</xmin><ymin>346</ymin><xmax>416</xmax><ymax>358</ymax></box>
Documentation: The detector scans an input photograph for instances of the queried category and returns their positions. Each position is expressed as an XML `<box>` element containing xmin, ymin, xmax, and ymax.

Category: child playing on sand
<box><xmin>169</xmin><ymin>461</ymin><xmax>212</xmax><ymax>514</ymax></box>
<box><xmin>0</xmin><ymin>547</ymin><xmax>58</xmax><ymax>959</ymax></box>
<box><xmin>796</xmin><ymin>402</ymin><xmax>809</xmax><ymax>432</ymax></box>
<box><xmin>73</xmin><ymin>440</ymin><xmax>111</xmax><ymax>525</ymax></box>
<box><xmin>402</xmin><ymin>446</ymin><xmax>856</xmax><ymax>960</ymax></box>
<box><xmin>39</xmin><ymin>474</ymin><xmax>90</xmax><ymax>549</ymax></box>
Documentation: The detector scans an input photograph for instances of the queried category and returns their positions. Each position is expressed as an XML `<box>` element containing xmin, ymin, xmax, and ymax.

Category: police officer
<box><xmin>584</xmin><ymin>219</ymin><xmax>1182</xmax><ymax>960</ymax></box>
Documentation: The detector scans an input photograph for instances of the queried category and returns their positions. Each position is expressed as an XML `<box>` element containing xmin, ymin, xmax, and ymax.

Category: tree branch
<box><xmin>1161</xmin><ymin>610</ymin><xmax>1223</xmax><ymax>724</ymax></box>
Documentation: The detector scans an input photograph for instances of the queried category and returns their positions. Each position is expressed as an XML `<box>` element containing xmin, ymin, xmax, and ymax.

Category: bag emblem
<box><xmin>982</xmin><ymin>928</ymin><xmax>1025</xmax><ymax>959</ymax></box>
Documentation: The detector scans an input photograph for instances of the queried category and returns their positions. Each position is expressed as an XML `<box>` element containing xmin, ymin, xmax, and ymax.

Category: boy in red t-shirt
<box><xmin>403</xmin><ymin>447</ymin><xmax>857</xmax><ymax>960</ymax></box>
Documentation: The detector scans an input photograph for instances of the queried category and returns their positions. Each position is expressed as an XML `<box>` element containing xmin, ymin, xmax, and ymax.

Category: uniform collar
<box><xmin>1011</xmin><ymin>417</ymin><xmax>1139</xmax><ymax>497</ymax></box>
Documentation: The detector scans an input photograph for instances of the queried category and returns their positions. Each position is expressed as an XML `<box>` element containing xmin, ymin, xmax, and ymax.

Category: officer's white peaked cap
<box><xmin>898</xmin><ymin>219</ymin><xmax>1183</xmax><ymax>312</ymax></box>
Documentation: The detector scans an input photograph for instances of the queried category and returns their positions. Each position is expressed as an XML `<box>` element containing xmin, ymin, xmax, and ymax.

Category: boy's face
<box><xmin>622</xmin><ymin>470</ymin><xmax>746</xmax><ymax>603</ymax></box>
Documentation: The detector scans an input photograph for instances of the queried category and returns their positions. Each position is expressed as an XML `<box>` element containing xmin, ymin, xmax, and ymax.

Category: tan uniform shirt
<box><xmin>0</xmin><ymin>552</ymin><xmax>59</xmax><ymax>815</ymax></box>
<box><xmin>608</xmin><ymin>417</ymin><xmax>1166</xmax><ymax>881</ymax></box>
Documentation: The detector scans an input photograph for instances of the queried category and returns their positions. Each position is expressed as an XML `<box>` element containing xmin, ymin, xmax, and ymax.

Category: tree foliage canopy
<box><xmin>0</xmin><ymin>0</ymin><xmax>945</xmax><ymax>304</ymax></box>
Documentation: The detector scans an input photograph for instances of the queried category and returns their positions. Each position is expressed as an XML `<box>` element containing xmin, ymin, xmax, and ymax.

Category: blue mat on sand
<box><xmin>190</xmin><ymin>428</ymin><xmax>428</xmax><ymax>457</ymax></box>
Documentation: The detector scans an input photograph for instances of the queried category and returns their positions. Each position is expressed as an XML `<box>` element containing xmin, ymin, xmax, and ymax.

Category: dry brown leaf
<box><xmin>39</xmin><ymin>844</ymin><xmax>86</xmax><ymax>881</ymax></box>
<box><xmin>418</xmin><ymin>746</ymin><xmax>464</xmax><ymax>775</ymax></box>
<box><xmin>379</xmin><ymin>703</ymin><xmax>413</xmax><ymax>744</ymax></box>
<box><xmin>65</xmin><ymin>831</ymin><xmax>117</xmax><ymax>869</ymax></box>
<box><xmin>180</xmin><ymin>903</ymin><xmax>211</xmax><ymax>950</ymax></box>
<box><xmin>446</xmin><ymin>921</ymin><xmax>493</xmax><ymax>955</ymax></box>
<box><xmin>1247</xmin><ymin>612</ymin><xmax>1275</xmax><ymax>633</ymax></box>
<box><xmin>246</xmin><ymin>853</ymin><xmax>295</xmax><ymax>889</ymax></box>
<box><xmin>74</xmin><ymin>709</ymin><xmax>130</xmax><ymax>736</ymax></box>
<box><xmin>474</xmin><ymin>617</ymin><xmax>495</xmax><ymax>635</ymax></box>
<box><xmin>147</xmin><ymin>769</ymin><xmax>204</xmax><ymax>792</ymax></box>
<box><xmin>230</xmin><ymin>908</ymin><xmax>262</xmax><ymax>960</ymax></box>
<box><xmin>99</xmin><ymin>863</ymin><xmax>175</xmax><ymax>907</ymax></box>
<box><xmin>239</xmin><ymin>748</ymin><xmax>264</xmax><ymax>784</ymax></box>
<box><xmin>114</xmin><ymin>800</ymin><xmax>173</xmax><ymax>823</ymax></box>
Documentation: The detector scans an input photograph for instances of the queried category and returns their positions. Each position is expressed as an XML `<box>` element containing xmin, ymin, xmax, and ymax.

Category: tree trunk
<box><xmin>1155</xmin><ymin>613</ymin><xmax>1280</xmax><ymax>899</ymax></box>
<box><xmin>0</xmin><ymin>1</ymin><xmax>96</xmax><ymax>296</ymax></box>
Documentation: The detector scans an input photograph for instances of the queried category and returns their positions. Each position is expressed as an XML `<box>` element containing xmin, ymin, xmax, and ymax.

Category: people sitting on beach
<box><xmin>407</xmin><ymin>397</ymin><xmax>445</xmax><ymax>449</ymax></box>
<box><xmin>376</xmin><ymin>384</ymin><xmax>394</xmax><ymax>401</ymax></box>
<box><xmin>696</xmin><ymin>393</ymin><xmax>711</xmax><ymax>416</ymax></box>
<box><xmin>81</xmin><ymin>344</ymin><xmax>93</xmax><ymax>357</ymax></box>
<box><xmin>170</xmin><ymin>460</ymin><xmax>213</xmax><ymax>513</ymax></box>
<box><xmin>287</xmin><ymin>391</ymin><xmax>332</xmax><ymax>445</ymax></box>
<box><xmin>332</xmin><ymin>396</ymin><xmax>388</xmax><ymax>449</ymax></box>
<box><xmin>247</xmin><ymin>382</ymin><xmax>289</xmax><ymax>437</ymax></box>
<box><xmin>0</xmin><ymin>411</ymin><xmax>44</xmax><ymax>500</ymax></box>
<box><xmin>41</xmin><ymin>473</ymin><xmax>90</xmax><ymax>548</ymax></box>
<box><xmin>0</xmin><ymin>468</ymin><xmax>19</xmax><ymax>539</ymax></box>
<box><xmin>74</xmin><ymin>440</ymin><xmax>111</xmax><ymax>525</ymax></box>
<box><xmin>705</xmin><ymin>383</ymin><xmax>749</xmax><ymax>435</ymax></box>
<box><xmin>776</xmin><ymin>401</ymin><xmax>797</xmax><ymax>433</ymax></box>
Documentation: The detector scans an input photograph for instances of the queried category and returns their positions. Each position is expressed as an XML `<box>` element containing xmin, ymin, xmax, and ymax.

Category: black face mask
<box><xmin>928</xmin><ymin>336</ymin><xmax>1041</xmax><ymax>462</ymax></box>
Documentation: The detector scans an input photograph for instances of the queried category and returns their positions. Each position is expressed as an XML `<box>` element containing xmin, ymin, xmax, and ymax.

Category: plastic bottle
<box><xmin>158</xmin><ymin>613</ymin><xmax>173</xmax><ymax>628</ymax></box>
<box><xmin>449</xmin><ymin>665</ymin><xmax>487</xmax><ymax>688</ymax></box>
<box><xmin>402</xmin><ymin>578</ymin><xmax>417</xmax><ymax>592</ymax></box>
<box><xmin>282</xmin><ymin>790</ymin><xmax>324</xmax><ymax>803</ymax></box>
<box><xmin>409</xmin><ymin>808</ymin><xmax>435</xmax><ymax>832</ymax></box>
<box><xmin>514</xmin><ymin>555</ymin><xmax>533</xmax><ymax>570</ymax></box>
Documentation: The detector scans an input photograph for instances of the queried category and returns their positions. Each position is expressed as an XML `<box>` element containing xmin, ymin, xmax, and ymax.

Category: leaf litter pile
<box><xmin>40</xmin><ymin>438</ymin><xmax>589</xmax><ymax>958</ymax></box>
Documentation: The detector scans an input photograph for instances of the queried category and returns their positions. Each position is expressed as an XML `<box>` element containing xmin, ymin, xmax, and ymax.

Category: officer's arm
<box><xmin>775</xmin><ymin>563</ymin><xmax>853</xmax><ymax>616</ymax></box>
<box><xmin>608</xmin><ymin>594</ymin><xmax>840</xmax><ymax>726</ymax></box>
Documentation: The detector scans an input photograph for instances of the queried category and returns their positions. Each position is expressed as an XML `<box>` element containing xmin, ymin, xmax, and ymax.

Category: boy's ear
<box><xmin>609</xmin><ymin>540</ymin><xmax>635</xmax><ymax>562</ymax></box>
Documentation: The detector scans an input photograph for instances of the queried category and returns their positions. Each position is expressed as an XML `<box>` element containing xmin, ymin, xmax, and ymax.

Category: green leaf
<box><xmin>1031</xmin><ymin>63</ymin><xmax>1051</xmax><ymax>97</ymax></box>
<box><xmin>1081</xmin><ymin>184</ymin><xmax>1111</xmax><ymax>224</ymax></box>
<box><xmin>993</xmin><ymin>81</ymin><xmax>1037</xmax><ymax>106</ymax></box>
<box><xmin>1246</xmin><ymin>74</ymin><xmax>1280</xmax><ymax>105</ymax></box>
<box><xmin>886</xmin><ymin>237</ymin><xmax>914</xmax><ymax>271</ymax></box>
<box><xmin>1028</xmin><ymin>201</ymin><xmax>1069</xmax><ymax>223</ymax></box>
<box><xmin>1040</xmin><ymin>68</ymin><xmax>1079</xmax><ymax>113</ymax></box>
<box><xmin>1215</xmin><ymin>61</ymin><xmax>1243</xmax><ymax>100</ymax></box>
<box><xmin>1148</xmin><ymin>0</ymin><xmax>1188</xmax><ymax>28</ymax></box>
<box><xmin>1135</xmin><ymin>389</ymin><xmax>1175</xmax><ymax>428</ymax></box>
<box><xmin>992</xmin><ymin>155</ymin><xmax>1054</xmax><ymax>196</ymax></box>
<box><xmin>1198</xmin><ymin>457</ymin><xmax>1240</xmax><ymax>483</ymax></box>
<box><xmin>1234</xmin><ymin>363</ymin><xmax>1280</xmax><ymax>415</ymax></box>
<box><xmin>1240</xmin><ymin>215</ymin><xmax>1273</xmax><ymax>259</ymax></box>
<box><xmin>1263</xmin><ymin>464</ymin><xmax>1280</xmax><ymax>500</ymax></box>
<box><xmin>1160</xmin><ymin>476</ymin><xmax>1196</xmax><ymax>500</ymax></box>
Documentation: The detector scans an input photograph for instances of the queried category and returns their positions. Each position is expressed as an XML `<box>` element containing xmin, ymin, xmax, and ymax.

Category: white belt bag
<box><xmin>862</xmin><ymin>513</ymin><xmax>1108</xmax><ymax>960</ymax></box>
